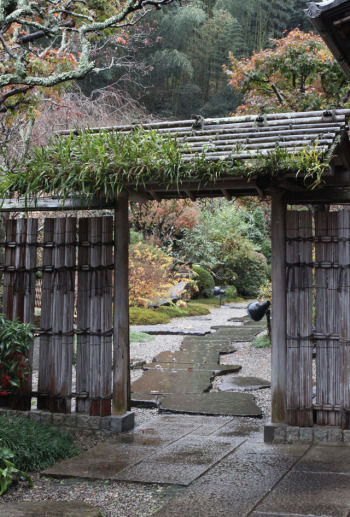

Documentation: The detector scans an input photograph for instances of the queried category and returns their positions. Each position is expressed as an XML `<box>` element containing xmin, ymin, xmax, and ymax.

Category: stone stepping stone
<box><xmin>131</xmin><ymin>369</ymin><xmax>212</xmax><ymax>396</ymax></box>
<box><xmin>219</xmin><ymin>375</ymin><xmax>271</xmax><ymax>392</ymax></box>
<box><xmin>133</xmin><ymin>327</ymin><xmax>211</xmax><ymax>336</ymax></box>
<box><xmin>159</xmin><ymin>392</ymin><xmax>262</xmax><ymax>417</ymax></box>
<box><xmin>144</xmin><ymin>362</ymin><xmax>242</xmax><ymax>374</ymax></box>
<box><xmin>154</xmin><ymin>349</ymin><xmax>221</xmax><ymax>364</ymax></box>
<box><xmin>0</xmin><ymin>501</ymin><xmax>103</xmax><ymax>517</ymax></box>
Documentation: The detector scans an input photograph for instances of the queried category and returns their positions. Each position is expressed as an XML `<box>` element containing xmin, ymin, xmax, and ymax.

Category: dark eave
<box><xmin>307</xmin><ymin>0</ymin><xmax>350</xmax><ymax>79</ymax></box>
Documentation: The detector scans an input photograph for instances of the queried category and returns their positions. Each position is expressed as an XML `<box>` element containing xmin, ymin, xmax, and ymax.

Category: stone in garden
<box><xmin>131</xmin><ymin>369</ymin><xmax>212</xmax><ymax>395</ymax></box>
<box><xmin>159</xmin><ymin>392</ymin><xmax>262</xmax><ymax>417</ymax></box>
<box><xmin>219</xmin><ymin>375</ymin><xmax>271</xmax><ymax>392</ymax></box>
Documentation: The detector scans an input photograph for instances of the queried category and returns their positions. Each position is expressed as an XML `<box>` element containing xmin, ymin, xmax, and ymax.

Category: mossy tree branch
<box><xmin>0</xmin><ymin>0</ymin><xmax>174</xmax><ymax>112</ymax></box>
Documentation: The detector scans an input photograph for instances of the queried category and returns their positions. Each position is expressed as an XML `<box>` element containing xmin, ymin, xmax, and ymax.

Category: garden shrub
<box><xmin>0</xmin><ymin>416</ymin><xmax>79</xmax><ymax>472</ymax></box>
<box><xmin>233</xmin><ymin>250</ymin><xmax>268</xmax><ymax>297</ymax></box>
<box><xmin>192</xmin><ymin>265</ymin><xmax>215</xmax><ymax>298</ymax></box>
<box><xmin>224</xmin><ymin>286</ymin><xmax>238</xmax><ymax>299</ymax></box>
<box><xmin>0</xmin><ymin>316</ymin><xmax>35</xmax><ymax>397</ymax></box>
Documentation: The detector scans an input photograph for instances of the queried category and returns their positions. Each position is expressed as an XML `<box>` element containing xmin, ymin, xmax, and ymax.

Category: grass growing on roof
<box><xmin>1</xmin><ymin>128</ymin><xmax>332</xmax><ymax>201</ymax></box>
<box><xmin>0</xmin><ymin>416</ymin><xmax>79</xmax><ymax>472</ymax></box>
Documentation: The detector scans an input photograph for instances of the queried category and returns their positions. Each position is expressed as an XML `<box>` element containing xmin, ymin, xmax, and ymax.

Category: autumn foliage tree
<box><xmin>129</xmin><ymin>241</ymin><xmax>190</xmax><ymax>306</ymax></box>
<box><xmin>130</xmin><ymin>199</ymin><xmax>199</xmax><ymax>247</ymax></box>
<box><xmin>0</xmin><ymin>0</ymin><xmax>174</xmax><ymax>114</ymax></box>
<box><xmin>224</xmin><ymin>28</ymin><xmax>350</xmax><ymax>114</ymax></box>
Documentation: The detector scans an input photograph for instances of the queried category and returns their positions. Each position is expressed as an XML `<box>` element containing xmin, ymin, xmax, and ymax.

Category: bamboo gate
<box><xmin>0</xmin><ymin>213</ymin><xmax>129</xmax><ymax>417</ymax></box>
<box><xmin>284</xmin><ymin>209</ymin><xmax>350</xmax><ymax>428</ymax></box>
<box><xmin>2</xmin><ymin>110</ymin><xmax>350</xmax><ymax>432</ymax></box>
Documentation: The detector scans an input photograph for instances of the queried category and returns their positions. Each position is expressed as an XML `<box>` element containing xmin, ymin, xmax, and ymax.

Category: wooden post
<box><xmin>113</xmin><ymin>194</ymin><xmax>130</xmax><ymax>415</ymax></box>
<box><xmin>271</xmin><ymin>190</ymin><xmax>287</xmax><ymax>423</ymax></box>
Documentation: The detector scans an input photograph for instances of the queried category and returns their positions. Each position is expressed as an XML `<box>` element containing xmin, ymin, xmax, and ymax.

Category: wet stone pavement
<box><xmin>33</xmin><ymin>413</ymin><xmax>350</xmax><ymax>517</ymax></box>
<box><xmin>131</xmin><ymin>318</ymin><xmax>267</xmax><ymax>416</ymax></box>
<box><xmin>5</xmin><ymin>306</ymin><xmax>350</xmax><ymax>516</ymax></box>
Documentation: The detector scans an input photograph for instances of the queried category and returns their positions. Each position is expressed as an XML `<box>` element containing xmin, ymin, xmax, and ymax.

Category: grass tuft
<box><xmin>251</xmin><ymin>336</ymin><xmax>271</xmax><ymax>349</ymax></box>
<box><xmin>130</xmin><ymin>330</ymin><xmax>155</xmax><ymax>342</ymax></box>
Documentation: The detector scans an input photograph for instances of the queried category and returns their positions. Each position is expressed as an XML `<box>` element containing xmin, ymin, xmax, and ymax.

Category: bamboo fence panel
<box><xmin>286</xmin><ymin>211</ymin><xmax>313</xmax><ymax>426</ymax></box>
<box><xmin>1</xmin><ymin>219</ymin><xmax>37</xmax><ymax>410</ymax></box>
<box><xmin>314</xmin><ymin>212</ymin><xmax>341</xmax><ymax>425</ymax></box>
<box><xmin>76</xmin><ymin>217</ymin><xmax>113</xmax><ymax>416</ymax></box>
<box><xmin>339</xmin><ymin>210</ymin><xmax>350</xmax><ymax>428</ymax></box>
<box><xmin>38</xmin><ymin>219</ymin><xmax>76</xmax><ymax>413</ymax></box>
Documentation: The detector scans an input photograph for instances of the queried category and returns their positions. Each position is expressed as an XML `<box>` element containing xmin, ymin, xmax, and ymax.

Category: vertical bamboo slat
<box><xmin>286</xmin><ymin>211</ymin><xmax>313</xmax><ymax>426</ymax></box>
<box><xmin>2</xmin><ymin>219</ymin><xmax>37</xmax><ymax>410</ymax></box>
<box><xmin>339</xmin><ymin>210</ymin><xmax>350</xmax><ymax>428</ymax></box>
<box><xmin>76</xmin><ymin>217</ymin><xmax>113</xmax><ymax>415</ymax></box>
<box><xmin>76</xmin><ymin>219</ymin><xmax>89</xmax><ymax>414</ymax></box>
<box><xmin>38</xmin><ymin>219</ymin><xmax>76</xmax><ymax>413</ymax></box>
<box><xmin>37</xmin><ymin>219</ymin><xmax>54</xmax><ymax>411</ymax></box>
<box><xmin>315</xmin><ymin>212</ymin><xmax>341</xmax><ymax>425</ymax></box>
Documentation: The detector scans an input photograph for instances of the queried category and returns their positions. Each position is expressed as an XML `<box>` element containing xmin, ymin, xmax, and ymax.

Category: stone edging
<box><xmin>264</xmin><ymin>422</ymin><xmax>350</xmax><ymax>444</ymax></box>
<box><xmin>0</xmin><ymin>408</ymin><xmax>134</xmax><ymax>435</ymax></box>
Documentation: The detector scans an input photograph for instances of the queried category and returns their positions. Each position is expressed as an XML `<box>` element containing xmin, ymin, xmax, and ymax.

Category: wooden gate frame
<box><xmin>0</xmin><ymin>198</ymin><xmax>130</xmax><ymax>418</ymax></box>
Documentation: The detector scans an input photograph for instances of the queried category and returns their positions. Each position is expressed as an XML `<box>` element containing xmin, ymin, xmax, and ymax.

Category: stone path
<box><xmin>23</xmin><ymin>413</ymin><xmax>350</xmax><ymax>517</ymax></box>
<box><xmin>43</xmin><ymin>414</ymin><xmax>246</xmax><ymax>485</ymax></box>
<box><xmin>131</xmin><ymin>317</ymin><xmax>266</xmax><ymax>416</ymax></box>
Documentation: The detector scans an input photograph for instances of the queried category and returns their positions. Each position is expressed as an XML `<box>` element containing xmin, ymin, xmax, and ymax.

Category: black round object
<box><xmin>247</xmin><ymin>300</ymin><xmax>271</xmax><ymax>321</ymax></box>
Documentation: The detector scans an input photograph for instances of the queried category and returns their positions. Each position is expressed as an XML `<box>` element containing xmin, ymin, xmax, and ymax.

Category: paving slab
<box><xmin>114</xmin><ymin>435</ymin><xmax>245</xmax><ymax>486</ymax></box>
<box><xmin>131</xmin><ymin>369</ymin><xmax>212</xmax><ymax>395</ymax></box>
<box><xmin>255</xmin><ymin>471</ymin><xmax>350</xmax><ymax>517</ymax></box>
<box><xmin>143</xmin><ymin>362</ymin><xmax>242</xmax><ymax>374</ymax></box>
<box><xmin>43</xmin><ymin>415</ymin><xmax>205</xmax><ymax>481</ymax></box>
<box><xmin>219</xmin><ymin>375</ymin><xmax>271</xmax><ymax>392</ymax></box>
<box><xmin>43</xmin><ymin>442</ymin><xmax>157</xmax><ymax>479</ymax></box>
<box><xmin>131</xmin><ymin>327</ymin><xmax>211</xmax><ymax>336</ymax></box>
<box><xmin>159</xmin><ymin>392</ymin><xmax>262</xmax><ymax>417</ymax></box>
<box><xmin>153</xmin><ymin>440</ymin><xmax>308</xmax><ymax>517</ymax></box>
<box><xmin>0</xmin><ymin>501</ymin><xmax>104</xmax><ymax>517</ymax></box>
<box><xmin>294</xmin><ymin>445</ymin><xmax>350</xmax><ymax>473</ymax></box>
<box><xmin>154</xmin><ymin>348</ymin><xmax>221</xmax><ymax>364</ymax></box>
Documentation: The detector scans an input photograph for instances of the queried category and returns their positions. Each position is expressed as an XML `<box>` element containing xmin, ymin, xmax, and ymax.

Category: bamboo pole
<box><xmin>271</xmin><ymin>190</ymin><xmax>287</xmax><ymax>424</ymax></box>
<box><xmin>113</xmin><ymin>193</ymin><xmax>130</xmax><ymax>415</ymax></box>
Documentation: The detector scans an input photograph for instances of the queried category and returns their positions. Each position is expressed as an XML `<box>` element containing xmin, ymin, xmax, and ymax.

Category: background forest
<box><xmin>79</xmin><ymin>0</ymin><xmax>312</xmax><ymax>118</ymax></box>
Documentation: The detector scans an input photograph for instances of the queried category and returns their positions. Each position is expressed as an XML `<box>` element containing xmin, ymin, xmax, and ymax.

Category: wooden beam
<box><xmin>286</xmin><ymin>188</ymin><xmax>350</xmax><ymax>204</ymax></box>
<box><xmin>113</xmin><ymin>194</ymin><xmax>130</xmax><ymax>415</ymax></box>
<box><xmin>271</xmin><ymin>190</ymin><xmax>287</xmax><ymax>424</ymax></box>
<box><xmin>0</xmin><ymin>197</ymin><xmax>115</xmax><ymax>212</ymax></box>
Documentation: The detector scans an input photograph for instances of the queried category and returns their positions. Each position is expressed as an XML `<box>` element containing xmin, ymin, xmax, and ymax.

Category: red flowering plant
<box><xmin>0</xmin><ymin>316</ymin><xmax>35</xmax><ymax>396</ymax></box>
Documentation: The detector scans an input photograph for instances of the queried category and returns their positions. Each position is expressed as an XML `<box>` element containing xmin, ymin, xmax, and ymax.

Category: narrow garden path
<box><xmin>131</xmin><ymin>302</ymin><xmax>270</xmax><ymax>418</ymax></box>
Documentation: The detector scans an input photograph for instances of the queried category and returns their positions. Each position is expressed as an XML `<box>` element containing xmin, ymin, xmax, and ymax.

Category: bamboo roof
<box><xmin>307</xmin><ymin>0</ymin><xmax>350</xmax><ymax>79</ymax></box>
<box><xmin>61</xmin><ymin>109</ymin><xmax>350</xmax><ymax>162</ymax></box>
<box><xmin>3</xmin><ymin>109</ymin><xmax>350</xmax><ymax>211</ymax></box>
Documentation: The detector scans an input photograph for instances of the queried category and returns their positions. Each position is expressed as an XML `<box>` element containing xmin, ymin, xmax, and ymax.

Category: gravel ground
<box><xmin>3</xmin><ymin>302</ymin><xmax>271</xmax><ymax>516</ymax></box>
